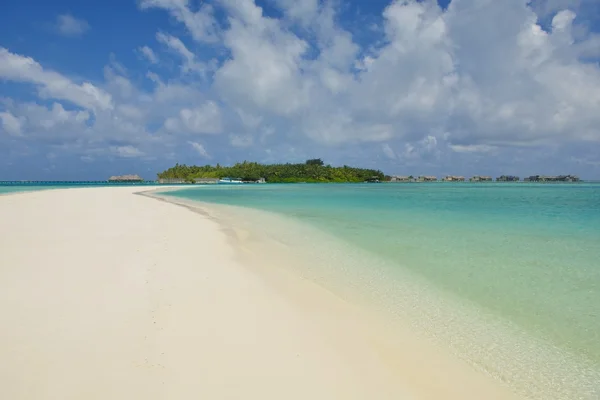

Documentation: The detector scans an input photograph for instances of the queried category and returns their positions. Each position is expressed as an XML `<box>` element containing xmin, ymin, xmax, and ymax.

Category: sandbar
<box><xmin>0</xmin><ymin>187</ymin><xmax>521</xmax><ymax>399</ymax></box>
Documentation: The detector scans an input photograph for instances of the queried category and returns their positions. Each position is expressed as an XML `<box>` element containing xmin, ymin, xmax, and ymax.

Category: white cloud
<box><xmin>213</xmin><ymin>2</ymin><xmax>311</xmax><ymax>117</ymax></box>
<box><xmin>528</xmin><ymin>0</ymin><xmax>588</xmax><ymax>18</ymax></box>
<box><xmin>103</xmin><ymin>66</ymin><xmax>135</xmax><ymax>100</ymax></box>
<box><xmin>229</xmin><ymin>134</ymin><xmax>253</xmax><ymax>147</ymax></box>
<box><xmin>3</xmin><ymin>0</ymin><xmax>600</xmax><ymax>176</ymax></box>
<box><xmin>272</xmin><ymin>0</ymin><xmax>319</xmax><ymax>25</ymax></box>
<box><xmin>399</xmin><ymin>135</ymin><xmax>442</xmax><ymax>163</ymax></box>
<box><xmin>164</xmin><ymin>101</ymin><xmax>223</xmax><ymax>134</ymax></box>
<box><xmin>138</xmin><ymin>45</ymin><xmax>159</xmax><ymax>63</ymax></box>
<box><xmin>235</xmin><ymin>108</ymin><xmax>262</xmax><ymax>129</ymax></box>
<box><xmin>156</xmin><ymin>32</ymin><xmax>206</xmax><ymax>74</ymax></box>
<box><xmin>0</xmin><ymin>48</ymin><xmax>113</xmax><ymax>111</ymax></box>
<box><xmin>0</xmin><ymin>102</ymin><xmax>90</xmax><ymax>140</ymax></box>
<box><xmin>450</xmin><ymin>144</ymin><xmax>496</xmax><ymax>153</ymax></box>
<box><xmin>56</xmin><ymin>14</ymin><xmax>89</xmax><ymax>37</ymax></box>
<box><xmin>188</xmin><ymin>141</ymin><xmax>210</xmax><ymax>158</ymax></box>
<box><xmin>138</xmin><ymin>0</ymin><xmax>220</xmax><ymax>43</ymax></box>
<box><xmin>117</xmin><ymin>104</ymin><xmax>145</xmax><ymax>121</ymax></box>
<box><xmin>382</xmin><ymin>143</ymin><xmax>397</xmax><ymax>160</ymax></box>
<box><xmin>0</xmin><ymin>111</ymin><xmax>24</xmax><ymax>136</ymax></box>
<box><xmin>110</xmin><ymin>145</ymin><xmax>144</xmax><ymax>158</ymax></box>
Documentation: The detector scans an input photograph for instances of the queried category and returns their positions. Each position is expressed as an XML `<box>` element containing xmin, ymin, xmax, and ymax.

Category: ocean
<box><xmin>0</xmin><ymin>186</ymin><xmax>54</xmax><ymax>195</ymax></box>
<box><xmin>0</xmin><ymin>182</ymin><xmax>163</xmax><ymax>196</ymax></box>
<box><xmin>163</xmin><ymin>183</ymin><xmax>600</xmax><ymax>400</ymax></box>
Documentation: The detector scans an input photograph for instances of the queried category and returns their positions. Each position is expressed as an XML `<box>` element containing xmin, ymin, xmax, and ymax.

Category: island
<box><xmin>157</xmin><ymin>159</ymin><xmax>385</xmax><ymax>183</ymax></box>
<box><xmin>156</xmin><ymin>163</ymin><xmax>584</xmax><ymax>185</ymax></box>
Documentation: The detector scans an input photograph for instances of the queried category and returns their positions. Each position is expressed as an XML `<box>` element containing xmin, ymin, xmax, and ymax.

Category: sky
<box><xmin>1</xmin><ymin>0</ymin><xmax>599</xmax><ymax>180</ymax></box>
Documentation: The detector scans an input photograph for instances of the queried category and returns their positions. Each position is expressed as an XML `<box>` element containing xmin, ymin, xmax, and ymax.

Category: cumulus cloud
<box><xmin>156</xmin><ymin>32</ymin><xmax>208</xmax><ymax>74</ymax></box>
<box><xmin>402</xmin><ymin>135</ymin><xmax>441</xmax><ymax>161</ymax></box>
<box><xmin>450</xmin><ymin>144</ymin><xmax>496</xmax><ymax>154</ymax></box>
<box><xmin>0</xmin><ymin>101</ymin><xmax>90</xmax><ymax>141</ymax></box>
<box><xmin>56</xmin><ymin>14</ymin><xmax>89</xmax><ymax>37</ymax></box>
<box><xmin>2</xmin><ymin>0</ymin><xmax>600</xmax><ymax>177</ymax></box>
<box><xmin>138</xmin><ymin>0</ymin><xmax>220</xmax><ymax>43</ymax></box>
<box><xmin>0</xmin><ymin>111</ymin><xmax>24</xmax><ymax>136</ymax></box>
<box><xmin>138</xmin><ymin>45</ymin><xmax>159</xmax><ymax>63</ymax></box>
<box><xmin>0</xmin><ymin>48</ymin><xmax>113</xmax><ymax>111</ymax></box>
<box><xmin>110</xmin><ymin>145</ymin><xmax>145</xmax><ymax>158</ymax></box>
<box><xmin>229</xmin><ymin>134</ymin><xmax>254</xmax><ymax>147</ymax></box>
<box><xmin>213</xmin><ymin>3</ymin><xmax>311</xmax><ymax>117</ymax></box>
<box><xmin>382</xmin><ymin>144</ymin><xmax>397</xmax><ymax>160</ymax></box>
<box><xmin>164</xmin><ymin>101</ymin><xmax>223</xmax><ymax>134</ymax></box>
<box><xmin>188</xmin><ymin>141</ymin><xmax>210</xmax><ymax>158</ymax></box>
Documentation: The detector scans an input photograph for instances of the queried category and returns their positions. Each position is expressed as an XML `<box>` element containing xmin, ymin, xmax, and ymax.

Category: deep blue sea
<box><xmin>164</xmin><ymin>183</ymin><xmax>600</xmax><ymax>399</ymax></box>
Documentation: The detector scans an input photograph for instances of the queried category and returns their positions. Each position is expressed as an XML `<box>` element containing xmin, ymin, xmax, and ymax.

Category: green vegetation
<box><xmin>157</xmin><ymin>160</ymin><xmax>385</xmax><ymax>183</ymax></box>
<box><xmin>305</xmin><ymin>158</ymin><xmax>325</xmax><ymax>166</ymax></box>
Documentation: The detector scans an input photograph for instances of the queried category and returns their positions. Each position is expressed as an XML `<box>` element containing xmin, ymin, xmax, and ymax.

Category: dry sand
<box><xmin>0</xmin><ymin>187</ymin><xmax>521</xmax><ymax>400</ymax></box>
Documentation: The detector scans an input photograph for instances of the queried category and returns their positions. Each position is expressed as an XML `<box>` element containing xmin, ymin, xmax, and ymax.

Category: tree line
<box><xmin>157</xmin><ymin>159</ymin><xmax>385</xmax><ymax>183</ymax></box>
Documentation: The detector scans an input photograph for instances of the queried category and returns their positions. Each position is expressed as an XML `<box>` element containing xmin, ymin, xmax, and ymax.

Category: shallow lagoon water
<box><xmin>162</xmin><ymin>183</ymin><xmax>600</xmax><ymax>398</ymax></box>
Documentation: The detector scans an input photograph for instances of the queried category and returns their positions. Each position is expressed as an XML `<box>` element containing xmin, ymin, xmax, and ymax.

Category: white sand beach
<box><xmin>0</xmin><ymin>187</ymin><xmax>521</xmax><ymax>400</ymax></box>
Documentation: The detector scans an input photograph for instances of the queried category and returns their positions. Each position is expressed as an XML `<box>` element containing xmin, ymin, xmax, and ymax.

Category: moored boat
<box><xmin>218</xmin><ymin>177</ymin><xmax>243</xmax><ymax>184</ymax></box>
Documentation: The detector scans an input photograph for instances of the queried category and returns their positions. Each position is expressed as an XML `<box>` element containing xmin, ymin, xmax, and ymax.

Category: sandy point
<box><xmin>0</xmin><ymin>186</ymin><xmax>521</xmax><ymax>400</ymax></box>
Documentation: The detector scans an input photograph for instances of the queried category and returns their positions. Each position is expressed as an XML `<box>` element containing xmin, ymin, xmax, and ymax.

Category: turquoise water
<box><xmin>165</xmin><ymin>183</ymin><xmax>600</xmax><ymax>398</ymax></box>
<box><xmin>0</xmin><ymin>186</ymin><xmax>52</xmax><ymax>195</ymax></box>
<box><xmin>0</xmin><ymin>182</ymin><xmax>164</xmax><ymax>195</ymax></box>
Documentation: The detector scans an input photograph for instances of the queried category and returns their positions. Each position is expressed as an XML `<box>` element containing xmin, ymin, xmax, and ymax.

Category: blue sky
<box><xmin>1</xmin><ymin>0</ymin><xmax>599</xmax><ymax>180</ymax></box>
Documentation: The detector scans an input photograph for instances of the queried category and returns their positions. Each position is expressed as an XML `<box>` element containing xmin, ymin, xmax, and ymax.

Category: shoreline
<box><xmin>2</xmin><ymin>186</ymin><xmax>416</xmax><ymax>399</ymax></box>
<box><xmin>146</xmin><ymin>187</ymin><xmax>600</xmax><ymax>400</ymax></box>
<box><xmin>142</xmin><ymin>187</ymin><xmax>527</xmax><ymax>399</ymax></box>
<box><xmin>0</xmin><ymin>186</ymin><xmax>531</xmax><ymax>399</ymax></box>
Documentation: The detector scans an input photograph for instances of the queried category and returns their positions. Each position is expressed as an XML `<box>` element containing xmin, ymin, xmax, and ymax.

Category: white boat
<box><xmin>218</xmin><ymin>177</ymin><xmax>243</xmax><ymax>184</ymax></box>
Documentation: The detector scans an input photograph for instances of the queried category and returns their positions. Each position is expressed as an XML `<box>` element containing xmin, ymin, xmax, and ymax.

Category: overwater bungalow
<box><xmin>417</xmin><ymin>176</ymin><xmax>437</xmax><ymax>182</ymax></box>
<box><xmin>442</xmin><ymin>175</ymin><xmax>466</xmax><ymax>182</ymax></box>
<box><xmin>525</xmin><ymin>175</ymin><xmax>580</xmax><ymax>182</ymax></box>
<box><xmin>158</xmin><ymin>178</ymin><xmax>185</xmax><ymax>184</ymax></box>
<box><xmin>194</xmin><ymin>178</ymin><xmax>219</xmax><ymax>184</ymax></box>
<box><xmin>219</xmin><ymin>177</ymin><xmax>243</xmax><ymax>184</ymax></box>
<box><xmin>470</xmin><ymin>175</ymin><xmax>492</xmax><ymax>182</ymax></box>
<box><xmin>496</xmin><ymin>175</ymin><xmax>520</xmax><ymax>182</ymax></box>
<box><xmin>390</xmin><ymin>176</ymin><xmax>412</xmax><ymax>182</ymax></box>
<box><xmin>108</xmin><ymin>174</ymin><xmax>143</xmax><ymax>182</ymax></box>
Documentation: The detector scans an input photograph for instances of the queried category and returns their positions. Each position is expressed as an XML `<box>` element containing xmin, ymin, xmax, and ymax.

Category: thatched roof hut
<box><xmin>470</xmin><ymin>175</ymin><xmax>493</xmax><ymax>182</ymax></box>
<box><xmin>497</xmin><ymin>175</ymin><xmax>520</xmax><ymax>182</ymax></box>
<box><xmin>443</xmin><ymin>175</ymin><xmax>465</xmax><ymax>182</ymax></box>
<box><xmin>390</xmin><ymin>176</ymin><xmax>412</xmax><ymax>182</ymax></box>
<box><xmin>108</xmin><ymin>174</ymin><xmax>143</xmax><ymax>182</ymax></box>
